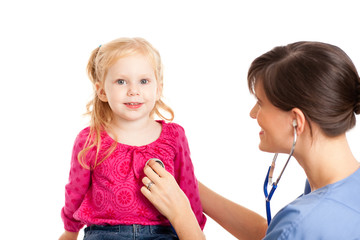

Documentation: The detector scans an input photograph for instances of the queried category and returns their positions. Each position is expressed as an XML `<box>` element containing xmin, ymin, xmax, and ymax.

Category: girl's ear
<box><xmin>291</xmin><ymin>108</ymin><xmax>306</xmax><ymax>135</ymax></box>
<box><xmin>156</xmin><ymin>83</ymin><xmax>163</xmax><ymax>101</ymax></box>
<box><xmin>95</xmin><ymin>82</ymin><xmax>108</xmax><ymax>102</ymax></box>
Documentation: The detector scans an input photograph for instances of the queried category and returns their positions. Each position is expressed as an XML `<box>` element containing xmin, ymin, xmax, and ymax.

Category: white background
<box><xmin>1</xmin><ymin>0</ymin><xmax>359</xmax><ymax>239</ymax></box>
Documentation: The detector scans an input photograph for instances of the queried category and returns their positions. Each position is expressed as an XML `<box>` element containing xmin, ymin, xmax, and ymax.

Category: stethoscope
<box><xmin>263</xmin><ymin>119</ymin><xmax>298</xmax><ymax>225</ymax></box>
<box><xmin>146</xmin><ymin>158</ymin><xmax>165</xmax><ymax>168</ymax></box>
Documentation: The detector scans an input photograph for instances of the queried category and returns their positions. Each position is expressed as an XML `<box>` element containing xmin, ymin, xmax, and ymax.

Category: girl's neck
<box><xmin>107</xmin><ymin>117</ymin><xmax>162</xmax><ymax>146</ymax></box>
<box><xmin>112</xmin><ymin>117</ymin><xmax>154</xmax><ymax>132</ymax></box>
<box><xmin>296</xmin><ymin>134</ymin><xmax>359</xmax><ymax>191</ymax></box>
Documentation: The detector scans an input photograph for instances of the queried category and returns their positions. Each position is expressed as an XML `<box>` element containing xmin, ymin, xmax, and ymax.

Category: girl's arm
<box><xmin>172</xmin><ymin>124</ymin><xmax>206</xmax><ymax>229</ymax></box>
<box><xmin>59</xmin><ymin>230</ymin><xmax>79</xmax><ymax>240</ymax></box>
<box><xmin>60</xmin><ymin>129</ymin><xmax>92</xmax><ymax>236</ymax></box>
<box><xmin>199</xmin><ymin>182</ymin><xmax>268</xmax><ymax>240</ymax></box>
<box><xmin>141</xmin><ymin>160</ymin><xmax>205</xmax><ymax>240</ymax></box>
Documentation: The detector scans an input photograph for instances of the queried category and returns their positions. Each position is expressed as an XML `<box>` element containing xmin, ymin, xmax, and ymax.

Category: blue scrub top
<box><xmin>264</xmin><ymin>168</ymin><xmax>360</xmax><ymax>240</ymax></box>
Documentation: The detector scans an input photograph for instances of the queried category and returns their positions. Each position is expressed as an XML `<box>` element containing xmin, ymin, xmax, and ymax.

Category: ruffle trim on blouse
<box><xmin>83</xmin><ymin>120</ymin><xmax>180</xmax><ymax>178</ymax></box>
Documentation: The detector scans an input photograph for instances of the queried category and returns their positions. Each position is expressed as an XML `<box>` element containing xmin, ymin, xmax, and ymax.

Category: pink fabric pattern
<box><xmin>61</xmin><ymin>120</ymin><xmax>206</xmax><ymax>232</ymax></box>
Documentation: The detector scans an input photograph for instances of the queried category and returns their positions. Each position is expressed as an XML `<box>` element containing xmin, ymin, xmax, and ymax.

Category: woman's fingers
<box><xmin>145</xmin><ymin>159</ymin><xmax>168</xmax><ymax>178</ymax></box>
<box><xmin>142</xmin><ymin>176</ymin><xmax>152</xmax><ymax>186</ymax></box>
<box><xmin>141</xmin><ymin>175</ymin><xmax>158</xmax><ymax>206</ymax></box>
<box><xmin>140</xmin><ymin>184</ymin><xmax>153</xmax><ymax>201</ymax></box>
<box><xmin>142</xmin><ymin>176</ymin><xmax>155</xmax><ymax>192</ymax></box>
<box><xmin>144</xmin><ymin>165</ymin><xmax>161</xmax><ymax>185</ymax></box>
<box><xmin>141</xmin><ymin>161</ymin><xmax>183</xmax><ymax>219</ymax></box>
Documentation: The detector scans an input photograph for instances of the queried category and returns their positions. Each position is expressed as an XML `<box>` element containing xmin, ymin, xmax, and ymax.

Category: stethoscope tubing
<box><xmin>264</xmin><ymin>166</ymin><xmax>278</xmax><ymax>225</ymax></box>
<box><xmin>264</xmin><ymin>123</ymin><xmax>297</xmax><ymax>225</ymax></box>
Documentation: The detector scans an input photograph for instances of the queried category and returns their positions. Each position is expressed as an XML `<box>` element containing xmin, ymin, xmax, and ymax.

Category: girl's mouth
<box><xmin>124</xmin><ymin>102</ymin><xmax>143</xmax><ymax>109</ymax></box>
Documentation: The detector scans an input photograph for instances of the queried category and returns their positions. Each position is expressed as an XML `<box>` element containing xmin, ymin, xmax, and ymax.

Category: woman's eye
<box><xmin>140</xmin><ymin>79</ymin><xmax>149</xmax><ymax>84</ymax></box>
<box><xmin>117</xmin><ymin>79</ymin><xmax>126</xmax><ymax>85</ymax></box>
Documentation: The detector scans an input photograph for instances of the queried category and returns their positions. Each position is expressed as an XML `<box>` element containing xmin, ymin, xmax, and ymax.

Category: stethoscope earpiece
<box><xmin>293</xmin><ymin>119</ymin><xmax>298</xmax><ymax>127</ymax></box>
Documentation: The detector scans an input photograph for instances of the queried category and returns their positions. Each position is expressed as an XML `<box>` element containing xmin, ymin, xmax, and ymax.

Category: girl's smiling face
<box><xmin>96</xmin><ymin>53</ymin><xmax>160</xmax><ymax>124</ymax></box>
<box><xmin>250</xmin><ymin>81</ymin><xmax>294</xmax><ymax>154</ymax></box>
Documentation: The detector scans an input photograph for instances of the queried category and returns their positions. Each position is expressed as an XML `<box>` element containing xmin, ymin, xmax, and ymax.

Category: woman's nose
<box><xmin>250</xmin><ymin>103</ymin><xmax>259</xmax><ymax>119</ymax></box>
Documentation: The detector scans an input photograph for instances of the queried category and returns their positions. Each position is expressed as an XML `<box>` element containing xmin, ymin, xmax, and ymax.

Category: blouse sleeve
<box><xmin>61</xmin><ymin>129</ymin><xmax>92</xmax><ymax>232</ymax></box>
<box><xmin>172</xmin><ymin>124</ymin><xmax>207</xmax><ymax>230</ymax></box>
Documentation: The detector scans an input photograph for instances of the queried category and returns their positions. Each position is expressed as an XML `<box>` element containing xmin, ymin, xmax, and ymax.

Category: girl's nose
<box><xmin>127</xmin><ymin>84</ymin><xmax>140</xmax><ymax>96</ymax></box>
<box><xmin>250</xmin><ymin>103</ymin><xmax>259</xmax><ymax>119</ymax></box>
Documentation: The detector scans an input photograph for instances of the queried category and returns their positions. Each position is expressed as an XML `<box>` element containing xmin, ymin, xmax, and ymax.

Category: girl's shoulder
<box><xmin>76</xmin><ymin>126</ymin><xmax>91</xmax><ymax>139</ymax></box>
<box><xmin>72</xmin><ymin>127</ymin><xmax>92</xmax><ymax>147</ymax></box>
<box><xmin>160</xmin><ymin>120</ymin><xmax>186</xmax><ymax>136</ymax></box>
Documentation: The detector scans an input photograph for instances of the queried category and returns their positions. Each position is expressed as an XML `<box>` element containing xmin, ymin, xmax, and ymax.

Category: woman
<box><xmin>141</xmin><ymin>41</ymin><xmax>360</xmax><ymax>239</ymax></box>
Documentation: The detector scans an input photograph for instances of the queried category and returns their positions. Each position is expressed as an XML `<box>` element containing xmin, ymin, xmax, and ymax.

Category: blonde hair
<box><xmin>79</xmin><ymin>37</ymin><xmax>174</xmax><ymax>169</ymax></box>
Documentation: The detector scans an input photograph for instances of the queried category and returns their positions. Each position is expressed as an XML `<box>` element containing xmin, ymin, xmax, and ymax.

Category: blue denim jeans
<box><xmin>83</xmin><ymin>224</ymin><xmax>179</xmax><ymax>240</ymax></box>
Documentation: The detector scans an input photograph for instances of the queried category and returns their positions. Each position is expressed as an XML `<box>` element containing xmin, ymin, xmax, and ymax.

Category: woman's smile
<box><xmin>259</xmin><ymin>129</ymin><xmax>264</xmax><ymax>136</ymax></box>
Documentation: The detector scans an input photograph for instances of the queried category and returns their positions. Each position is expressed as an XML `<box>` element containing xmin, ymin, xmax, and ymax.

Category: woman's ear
<box><xmin>291</xmin><ymin>108</ymin><xmax>306</xmax><ymax>135</ymax></box>
<box><xmin>95</xmin><ymin>82</ymin><xmax>108</xmax><ymax>102</ymax></box>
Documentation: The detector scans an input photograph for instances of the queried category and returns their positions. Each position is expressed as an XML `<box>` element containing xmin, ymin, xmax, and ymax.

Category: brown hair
<box><xmin>248</xmin><ymin>41</ymin><xmax>360</xmax><ymax>137</ymax></box>
<box><xmin>79</xmin><ymin>37</ymin><xmax>174</xmax><ymax>169</ymax></box>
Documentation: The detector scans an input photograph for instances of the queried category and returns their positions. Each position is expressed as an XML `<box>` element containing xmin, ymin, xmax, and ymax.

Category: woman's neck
<box><xmin>296</xmin><ymin>134</ymin><xmax>359</xmax><ymax>191</ymax></box>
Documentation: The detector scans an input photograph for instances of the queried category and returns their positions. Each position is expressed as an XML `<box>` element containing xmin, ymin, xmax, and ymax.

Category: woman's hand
<box><xmin>141</xmin><ymin>159</ymin><xmax>191</xmax><ymax>223</ymax></box>
<box><xmin>58</xmin><ymin>230</ymin><xmax>78</xmax><ymax>240</ymax></box>
<box><xmin>141</xmin><ymin>160</ymin><xmax>205</xmax><ymax>240</ymax></box>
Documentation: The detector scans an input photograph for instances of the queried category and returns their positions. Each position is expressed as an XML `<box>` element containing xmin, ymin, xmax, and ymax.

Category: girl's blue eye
<box><xmin>140</xmin><ymin>79</ymin><xmax>149</xmax><ymax>84</ymax></box>
<box><xmin>117</xmin><ymin>79</ymin><xmax>126</xmax><ymax>85</ymax></box>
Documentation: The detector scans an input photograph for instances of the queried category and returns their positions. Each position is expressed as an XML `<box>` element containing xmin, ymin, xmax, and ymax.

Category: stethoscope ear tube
<box><xmin>264</xmin><ymin>124</ymin><xmax>297</xmax><ymax>225</ymax></box>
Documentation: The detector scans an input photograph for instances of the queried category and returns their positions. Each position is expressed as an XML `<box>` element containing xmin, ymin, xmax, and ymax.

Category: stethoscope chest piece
<box><xmin>146</xmin><ymin>158</ymin><xmax>165</xmax><ymax>168</ymax></box>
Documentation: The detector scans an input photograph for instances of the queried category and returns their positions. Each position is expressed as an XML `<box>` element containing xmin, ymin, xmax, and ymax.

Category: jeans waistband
<box><xmin>84</xmin><ymin>224</ymin><xmax>175</xmax><ymax>235</ymax></box>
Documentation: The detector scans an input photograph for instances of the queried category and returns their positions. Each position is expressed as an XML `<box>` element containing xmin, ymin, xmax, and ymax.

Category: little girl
<box><xmin>59</xmin><ymin>37</ymin><xmax>206</xmax><ymax>240</ymax></box>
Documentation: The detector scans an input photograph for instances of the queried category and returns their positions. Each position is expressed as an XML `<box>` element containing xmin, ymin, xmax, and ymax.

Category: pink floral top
<box><xmin>61</xmin><ymin>120</ymin><xmax>206</xmax><ymax>232</ymax></box>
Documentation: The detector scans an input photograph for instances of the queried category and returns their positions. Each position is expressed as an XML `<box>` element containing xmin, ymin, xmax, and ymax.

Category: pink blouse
<box><xmin>61</xmin><ymin>120</ymin><xmax>206</xmax><ymax>232</ymax></box>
